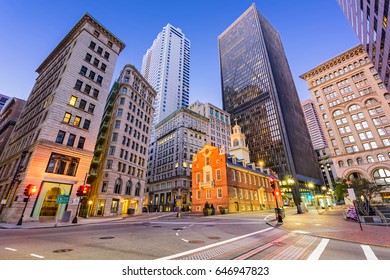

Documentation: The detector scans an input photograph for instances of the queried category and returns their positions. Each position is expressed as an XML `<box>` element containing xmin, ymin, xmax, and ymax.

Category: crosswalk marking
<box><xmin>361</xmin><ymin>245</ymin><xmax>378</xmax><ymax>260</ymax></box>
<box><xmin>307</xmin><ymin>238</ymin><xmax>329</xmax><ymax>260</ymax></box>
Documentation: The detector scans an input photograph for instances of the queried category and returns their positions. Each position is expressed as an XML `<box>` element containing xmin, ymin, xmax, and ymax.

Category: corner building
<box><xmin>0</xmin><ymin>14</ymin><xmax>125</xmax><ymax>223</ymax></box>
<box><xmin>300</xmin><ymin>45</ymin><xmax>390</xmax><ymax>202</ymax></box>
<box><xmin>88</xmin><ymin>65</ymin><xmax>156</xmax><ymax>216</ymax></box>
<box><xmin>218</xmin><ymin>4</ymin><xmax>322</xmax><ymax>207</ymax></box>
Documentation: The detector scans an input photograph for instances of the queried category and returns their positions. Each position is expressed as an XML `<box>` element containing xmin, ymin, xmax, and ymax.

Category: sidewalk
<box><xmin>0</xmin><ymin>212</ymin><xmax>175</xmax><ymax>229</ymax></box>
<box><xmin>268</xmin><ymin>206</ymin><xmax>390</xmax><ymax>248</ymax></box>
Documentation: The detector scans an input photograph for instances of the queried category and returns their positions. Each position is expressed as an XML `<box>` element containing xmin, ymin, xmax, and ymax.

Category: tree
<box><xmin>334</xmin><ymin>178</ymin><xmax>348</xmax><ymax>201</ymax></box>
<box><xmin>349</xmin><ymin>178</ymin><xmax>383</xmax><ymax>202</ymax></box>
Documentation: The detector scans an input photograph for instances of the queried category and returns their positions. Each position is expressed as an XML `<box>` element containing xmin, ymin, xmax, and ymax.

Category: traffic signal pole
<box><xmin>16</xmin><ymin>194</ymin><xmax>30</xmax><ymax>226</ymax></box>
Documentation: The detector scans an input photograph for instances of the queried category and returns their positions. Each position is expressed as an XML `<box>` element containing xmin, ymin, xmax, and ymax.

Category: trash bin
<box><xmin>62</xmin><ymin>211</ymin><xmax>72</xmax><ymax>222</ymax></box>
<box><xmin>127</xmin><ymin>208</ymin><xmax>135</xmax><ymax>215</ymax></box>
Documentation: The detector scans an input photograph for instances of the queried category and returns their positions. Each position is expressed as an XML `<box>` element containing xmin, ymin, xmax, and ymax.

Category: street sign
<box><xmin>56</xmin><ymin>195</ymin><xmax>70</xmax><ymax>205</ymax></box>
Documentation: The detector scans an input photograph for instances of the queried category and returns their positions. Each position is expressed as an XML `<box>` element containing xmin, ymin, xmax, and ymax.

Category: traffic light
<box><xmin>82</xmin><ymin>185</ymin><xmax>90</xmax><ymax>195</ymax></box>
<box><xmin>23</xmin><ymin>184</ymin><xmax>37</xmax><ymax>197</ymax></box>
<box><xmin>269</xmin><ymin>178</ymin><xmax>275</xmax><ymax>189</ymax></box>
<box><xmin>76</xmin><ymin>187</ymin><xmax>83</xmax><ymax>197</ymax></box>
<box><xmin>76</xmin><ymin>185</ymin><xmax>90</xmax><ymax>196</ymax></box>
<box><xmin>274</xmin><ymin>190</ymin><xmax>280</xmax><ymax>197</ymax></box>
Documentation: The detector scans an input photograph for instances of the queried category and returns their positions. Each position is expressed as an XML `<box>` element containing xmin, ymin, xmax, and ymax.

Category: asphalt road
<box><xmin>0</xmin><ymin>211</ymin><xmax>389</xmax><ymax>260</ymax></box>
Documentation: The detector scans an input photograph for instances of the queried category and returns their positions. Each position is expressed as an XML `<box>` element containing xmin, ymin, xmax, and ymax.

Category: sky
<box><xmin>0</xmin><ymin>0</ymin><xmax>359</xmax><ymax>109</ymax></box>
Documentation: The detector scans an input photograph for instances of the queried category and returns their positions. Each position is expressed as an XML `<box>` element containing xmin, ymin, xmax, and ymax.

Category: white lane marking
<box><xmin>30</xmin><ymin>254</ymin><xmax>44</xmax><ymax>259</ymax></box>
<box><xmin>157</xmin><ymin>227</ymin><xmax>274</xmax><ymax>260</ymax></box>
<box><xmin>307</xmin><ymin>238</ymin><xmax>330</xmax><ymax>260</ymax></box>
<box><xmin>5</xmin><ymin>247</ymin><xmax>17</xmax><ymax>251</ymax></box>
<box><xmin>291</xmin><ymin>230</ymin><xmax>309</xmax><ymax>234</ymax></box>
<box><xmin>361</xmin><ymin>245</ymin><xmax>378</xmax><ymax>260</ymax></box>
<box><xmin>181</xmin><ymin>238</ymin><xmax>189</xmax><ymax>243</ymax></box>
<box><xmin>176</xmin><ymin>233</ymin><xmax>179</xmax><ymax>236</ymax></box>
<box><xmin>264</xmin><ymin>215</ymin><xmax>273</xmax><ymax>220</ymax></box>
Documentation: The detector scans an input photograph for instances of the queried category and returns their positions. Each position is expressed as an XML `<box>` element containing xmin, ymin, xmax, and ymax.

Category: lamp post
<box><xmin>17</xmin><ymin>184</ymin><xmax>36</xmax><ymax>226</ymax></box>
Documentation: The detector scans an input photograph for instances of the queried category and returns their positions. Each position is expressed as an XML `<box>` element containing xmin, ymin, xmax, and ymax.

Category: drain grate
<box><xmin>188</xmin><ymin>240</ymin><xmax>205</xmax><ymax>244</ymax></box>
<box><xmin>173</xmin><ymin>228</ymin><xmax>183</xmax><ymax>230</ymax></box>
<box><xmin>207</xmin><ymin>236</ymin><xmax>221</xmax><ymax>240</ymax></box>
<box><xmin>53</xmin><ymin>249</ymin><xmax>73</xmax><ymax>253</ymax></box>
<box><xmin>99</xmin><ymin>236</ymin><xmax>115</xmax><ymax>239</ymax></box>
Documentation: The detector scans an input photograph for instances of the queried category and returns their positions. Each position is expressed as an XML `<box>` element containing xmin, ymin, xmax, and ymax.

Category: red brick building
<box><xmin>191</xmin><ymin>123</ymin><xmax>281</xmax><ymax>214</ymax></box>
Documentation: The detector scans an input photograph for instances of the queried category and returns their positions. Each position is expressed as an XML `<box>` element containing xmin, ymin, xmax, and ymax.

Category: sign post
<box><xmin>54</xmin><ymin>195</ymin><xmax>70</xmax><ymax>227</ymax></box>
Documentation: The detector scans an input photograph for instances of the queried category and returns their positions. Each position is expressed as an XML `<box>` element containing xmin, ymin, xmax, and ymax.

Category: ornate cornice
<box><xmin>300</xmin><ymin>45</ymin><xmax>365</xmax><ymax>81</ymax></box>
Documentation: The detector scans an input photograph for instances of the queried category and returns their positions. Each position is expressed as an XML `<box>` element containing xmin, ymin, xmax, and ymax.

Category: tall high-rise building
<box><xmin>302</xmin><ymin>99</ymin><xmax>328</xmax><ymax>150</ymax></box>
<box><xmin>141</xmin><ymin>23</ymin><xmax>190</xmax><ymax>139</ymax></box>
<box><xmin>0</xmin><ymin>94</ymin><xmax>10</xmax><ymax>113</ymax></box>
<box><xmin>189</xmin><ymin>100</ymin><xmax>231</xmax><ymax>150</ymax></box>
<box><xmin>146</xmin><ymin>107</ymin><xmax>209</xmax><ymax>212</ymax></box>
<box><xmin>218</xmin><ymin>3</ymin><xmax>322</xmax><ymax>210</ymax></box>
<box><xmin>300</xmin><ymin>45</ymin><xmax>390</xmax><ymax>202</ymax></box>
<box><xmin>0</xmin><ymin>14</ymin><xmax>125</xmax><ymax>223</ymax></box>
<box><xmin>337</xmin><ymin>0</ymin><xmax>390</xmax><ymax>92</ymax></box>
<box><xmin>88</xmin><ymin>65</ymin><xmax>156</xmax><ymax>216</ymax></box>
<box><xmin>0</xmin><ymin>98</ymin><xmax>26</xmax><ymax>158</ymax></box>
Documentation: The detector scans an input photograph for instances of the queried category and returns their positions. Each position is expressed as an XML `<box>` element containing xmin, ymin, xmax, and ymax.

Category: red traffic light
<box><xmin>23</xmin><ymin>184</ymin><xmax>37</xmax><ymax>197</ymax></box>
<box><xmin>76</xmin><ymin>185</ymin><xmax>90</xmax><ymax>196</ymax></box>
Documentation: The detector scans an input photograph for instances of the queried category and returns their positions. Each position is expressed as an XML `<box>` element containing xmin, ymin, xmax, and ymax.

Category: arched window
<box><xmin>122</xmin><ymin>87</ymin><xmax>127</xmax><ymax>94</ymax></box>
<box><xmin>384</xmin><ymin>93</ymin><xmax>390</xmax><ymax>100</ymax></box>
<box><xmin>367</xmin><ymin>156</ymin><xmax>374</xmax><ymax>163</ymax></box>
<box><xmin>356</xmin><ymin>157</ymin><xmax>364</xmax><ymax>165</ymax></box>
<box><xmin>323</xmin><ymin>113</ymin><xmax>328</xmax><ymax>120</ymax></box>
<box><xmin>333</xmin><ymin>110</ymin><xmax>344</xmax><ymax>117</ymax></box>
<box><xmin>114</xmin><ymin>178</ymin><xmax>122</xmax><ymax>194</ymax></box>
<box><xmin>348</xmin><ymin>104</ymin><xmax>360</xmax><ymax>111</ymax></box>
<box><xmin>233</xmin><ymin>139</ymin><xmax>239</xmax><ymax>146</ymax></box>
<box><xmin>378</xmin><ymin>154</ymin><xmax>385</xmax><ymax>161</ymax></box>
<box><xmin>135</xmin><ymin>182</ymin><xmax>141</xmax><ymax>196</ymax></box>
<box><xmin>125</xmin><ymin>180</ymin><xmax>132</xmax><ymax>195</ymax></box>
<box><xmin>365</xmin><ymin>98</ymin><xmax>378</xmax><ymax>106</ymax></box>
<box><xmin>348</xmin><ymin>172</ymin><xmax>364</xmax><ymax>181</ymax></box>
<box><xmin>373</xmin><ymin>168</ymin><xmax>390</xmax><ymax>187</ymax></box>
<box><xmin>347</xmin><ymin>159</ymin><xmax>353</xmax><ymax>166</ymax></box>
<box><xmin>338</xmin><ymin>161</ymin><xmax>344</xmax><ymax>167</ymax></box>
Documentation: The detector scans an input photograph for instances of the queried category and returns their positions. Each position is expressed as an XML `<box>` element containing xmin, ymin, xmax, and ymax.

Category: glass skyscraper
<box><xmin>218</xmin><ymin>4</ymin><xmax>322</xmax><ymax>209</ymax></box>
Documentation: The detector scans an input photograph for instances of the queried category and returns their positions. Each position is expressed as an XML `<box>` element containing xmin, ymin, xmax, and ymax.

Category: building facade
<box><xmin>189</xmin><ymin>100</ymin><xmax>231</xmax><ymax>150</ymax></box>
<box><xmin>302</xmin><ymin>99</ymin><xmax>328</xmax><ymax>150</ymax></box>
<box><xmin>0</xmin><ymin>98</ymin><xmax>26</xmax><ymax>158</ymax></box>
<box><xmin>0</xmin><ymin>14</ymin><xmax>125</xmax><ymax>223</ymax></box>
<box><xmin>338</xmin><ymin>0</ymin><xmax>390</xmax><ymax>92</ymax></box>
<box><xmin>300</xmin><ymin>45</ymin><xmax>390</xmax><ymax>202</ymax></box>
<box><xmin>147</xmin><ymin>107</ymin><xmax>209</xmax><ymax>212</ymax></box>
<box><xmin>218</xmin><ymin>3</ymin><xmax>322</xmax><ymax>209</ymax></box>
<box><xmin>0</xmin><ymin>94</ymin><xmax>10</xmax><ymax>113</ymax></box>
<box><xmin>141</xmin><ymin>23</ymin><xmax>190</xmax><ymax>139</ymax></box>
<box><xmin>191</xmin><ymin>124</ymin><xmax>281</xmax><ymax>214</ymax></box>
<box><xmin>88</xmin><ymin>65</ymin><xmax>156</xmax><ymax>216</ymax></box>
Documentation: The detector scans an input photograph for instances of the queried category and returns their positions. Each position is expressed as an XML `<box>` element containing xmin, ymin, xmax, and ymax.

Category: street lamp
<box><xmin>288</xmin><ymin>177</ymin><xmax>302</xmax><ymax>214</ymax></box>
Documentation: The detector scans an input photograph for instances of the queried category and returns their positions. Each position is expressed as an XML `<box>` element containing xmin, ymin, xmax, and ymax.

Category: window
<box><xmin>79</xmin><ymin>99</ymin><xmax>87</xmax><ymax>110</ymax></box>
<box><xmin>216</xmin><ymin>169</ymin><xmax>221</xmax><ymax>181</ymax></box>
<box><xmin>357</xmin><ymin>157</ymin><xmax>364</xmax><ymax>165</ymax></box>
<box><xmin>89</xmin><ymin>41</ymin><xmax>96</xmax><ymax>50</ymax></box>
<box><xmin>106</xmin><ymin>160</ymin><xmax>113</xmax><ymax>169</ymax></box>
<box><xmin>101</xmin><ymin>63</ymin><xmax>107</xmax><ymax>72</ymax></box>
<box><xmin>89</xmin><ymin>71</ymin><xmax>95</xmax><ymax>80</ymax></box>
<box><xmin>75</xmin><ymin>80</ymin><xmax>83</xmax><ymax>90</ymax></box>
<box><xmin>217</xmin><ymin>188</ymin><xmax>222</xmax><ymax>198</ymax></box>
<box><xmin>77</xmin><ymin>137</ymin><xmax>85</xmax><ymax>149</ymax></box>
<box><xmin>108</xmin><ymin>146</ymin><xmax>116</xmax><ymax>156</ymax></box>
<box><xmin>80</xmin><ymin>66</ymin><xmax>87</xmax><ymax>76</ymax></box>
<box><xmin>88</xmin><ymin>103</ymin><xmax>95</xmax><ymax>113</ymax></box>
<box><xmin>232</xmin><ymin>170</ymin><xmax>236</xmax><ymax>181</ymax></box>
<box><xmin>378</xmin><ymin>154</ymin><xmax>385</xmax><ymax>161</ymax></box>
<box><xmin>117</xmin><ymin>109</ymin><xmax>123</xmax><ymax>117</ymax></box>
<box><xmin>97</xmin><ymin>75</ymin><xmax>103</xmax><ymax>85</ymax></box>
<box><xmin>206</xmin><ymin>189</ymin><xmax>211</xmax><ymax>199</ymax></box>
<box><xmin>196</xmin><ymin>173</ymin><xmax>200</xmax><ymax>184</ymax></box>
<box><xmin>69</xmin><ymin>96</ymin><xmax>77</xmax><ymax>106</ymax></box>
<box><xmin>85</xmin><ymin>53</ymin><xmax>92</xmax><ymax>62</ymax></box>
<box><xmin>125</xmin><ymin>181</ymin><xmax>132</xmax><ymax>195</ymax></box>
<box><xmin>93</xmin><ymin>89</ymin><xmax>99</xmax><ymax>99</ymax></box>
<box><xmin>73</xmin><ymin>116</ymin><xmax>81</xmax><ymax>127</ymax></box>
<box><xmin>104</xmin><ymin>51</ymin><xmax>110</xmax><ymax>60</ymax></box>
<box><xmin>373</xmin><ymin>168</ymin><xmax>390</xmax><ymax>187</ymax></box>
<box><xmin>83</xmin><ymin>119</ymin><xmax>91</xmax><ymax>130</ymax></box>
<box><xmin>114</xmin><ymin>178</ymin><xmax>122</xmax><ymax>194</ymax></box>
<box><xmin>55</xmin><ymin>130</ymin><xmax>66</xmax><ymax>144</ymax></box>
<box><xmin>63</xmin><ymin>112</ymin><xmax>72</xmax><ymax>123</ymax></box>
<box><xmin>112</xmin><ymin>133</ymin><xmax>118</xmax><ymax>142</ymax></box>
<box><xmin>196</xmin><ymin>190</ymin><xmax>201</xmax><ymax>200</ymax></box>
<box><xmin>45</xmin><ymin>152</ymin><xmax>80</xmax><ymax>176</ymax></box>
<box><xmin>93</xmin><ymin>58</ymin><xmax>99</xmax><ymax>67</ymax></box>
<box><xmin>67</xmin><ymin>134</ymin><xmax>76</xmax><ymax>147</ymax></box>
<box><xmin>238</xmin><ymin>172</ymin><xmax>241</xmax><ymax>182</ymax></box>
<box><xmin>84</xmin><ymin>84</ymin><xmax>91</xmax><ymax>94</ymax></box>
<box><xmin>115</xmin><ymin>120</ymin><xmax>121</xmax><ymax>129</ymax></box>
<box><xmin>338</xmin><ymin>161</ymin><xmax>344</xmax><ymax>167</ymax></box>
<box><xmin>367</xmin><ymin>156</ymin><xmax>374</xmax><ymax>163</ymax></box>
<box><xmin>205</xmin><ymin>156</ymin><xmax>210</xmax><ymax>165</ymax></box>
<box><xmin>101</xmin><ymin>181</ymin><xmax>108</xmax><ymax>192</ymax></box>
<box><xmin>97</xmin><ymin>46</ymin><xmax>103</xmax><ymax>54</ymax></box>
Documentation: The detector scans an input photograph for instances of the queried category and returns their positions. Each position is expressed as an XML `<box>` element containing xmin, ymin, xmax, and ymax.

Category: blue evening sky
<box><xmin>0</xmin><ymin>0</ymin><xmax>359</xmax><ymax>108</ymax></box>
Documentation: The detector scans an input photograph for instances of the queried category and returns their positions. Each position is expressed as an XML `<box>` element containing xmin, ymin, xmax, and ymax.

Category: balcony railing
<box><xmin>199</xmin><ymin>180</ymin><xmax>215</xmax><ymax>189</ymax></box>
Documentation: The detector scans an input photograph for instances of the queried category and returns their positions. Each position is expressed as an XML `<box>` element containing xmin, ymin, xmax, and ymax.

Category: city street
<box><xmin>1</xmin><ymin>207</ymin><xmax>389</xmax><ymax>260</ymax></box>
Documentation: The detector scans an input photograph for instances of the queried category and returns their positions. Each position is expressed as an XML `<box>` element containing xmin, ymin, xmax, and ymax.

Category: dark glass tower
<box><xmin>218</xmin><ymin>4</ymin><xmax>322</xmax><ymax>210</ymax></box>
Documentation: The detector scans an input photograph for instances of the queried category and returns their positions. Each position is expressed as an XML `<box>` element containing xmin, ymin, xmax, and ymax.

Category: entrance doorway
<box><xmin>39</xmin><ymin>187</ymin><xmax>61</xmax><ymax>217</ymax></box>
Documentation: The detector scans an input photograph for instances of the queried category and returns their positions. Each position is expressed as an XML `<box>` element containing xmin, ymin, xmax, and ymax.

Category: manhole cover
<box><xmin>207</xmin><ymin>236</ymin><xmax>221</xmax><ymax>240</ymax></box>
<box><xmin>99</xmin><ymin>236</ymin><xmax>115</xmax><ymax>239</ymax></box>
<box><xmin>173</xmin><ymin>228</ymin><xmax>183</xmax><ymax>230</ymax></box>
<box><xmin>188</xmin><ymin>240</ymin><xmax>205</xmax><ymax>244</ymax></box>
<box><xmin>53</xmin><ymin>249</ymin><xmax>73</xmax><ymax>253</ymax></box>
